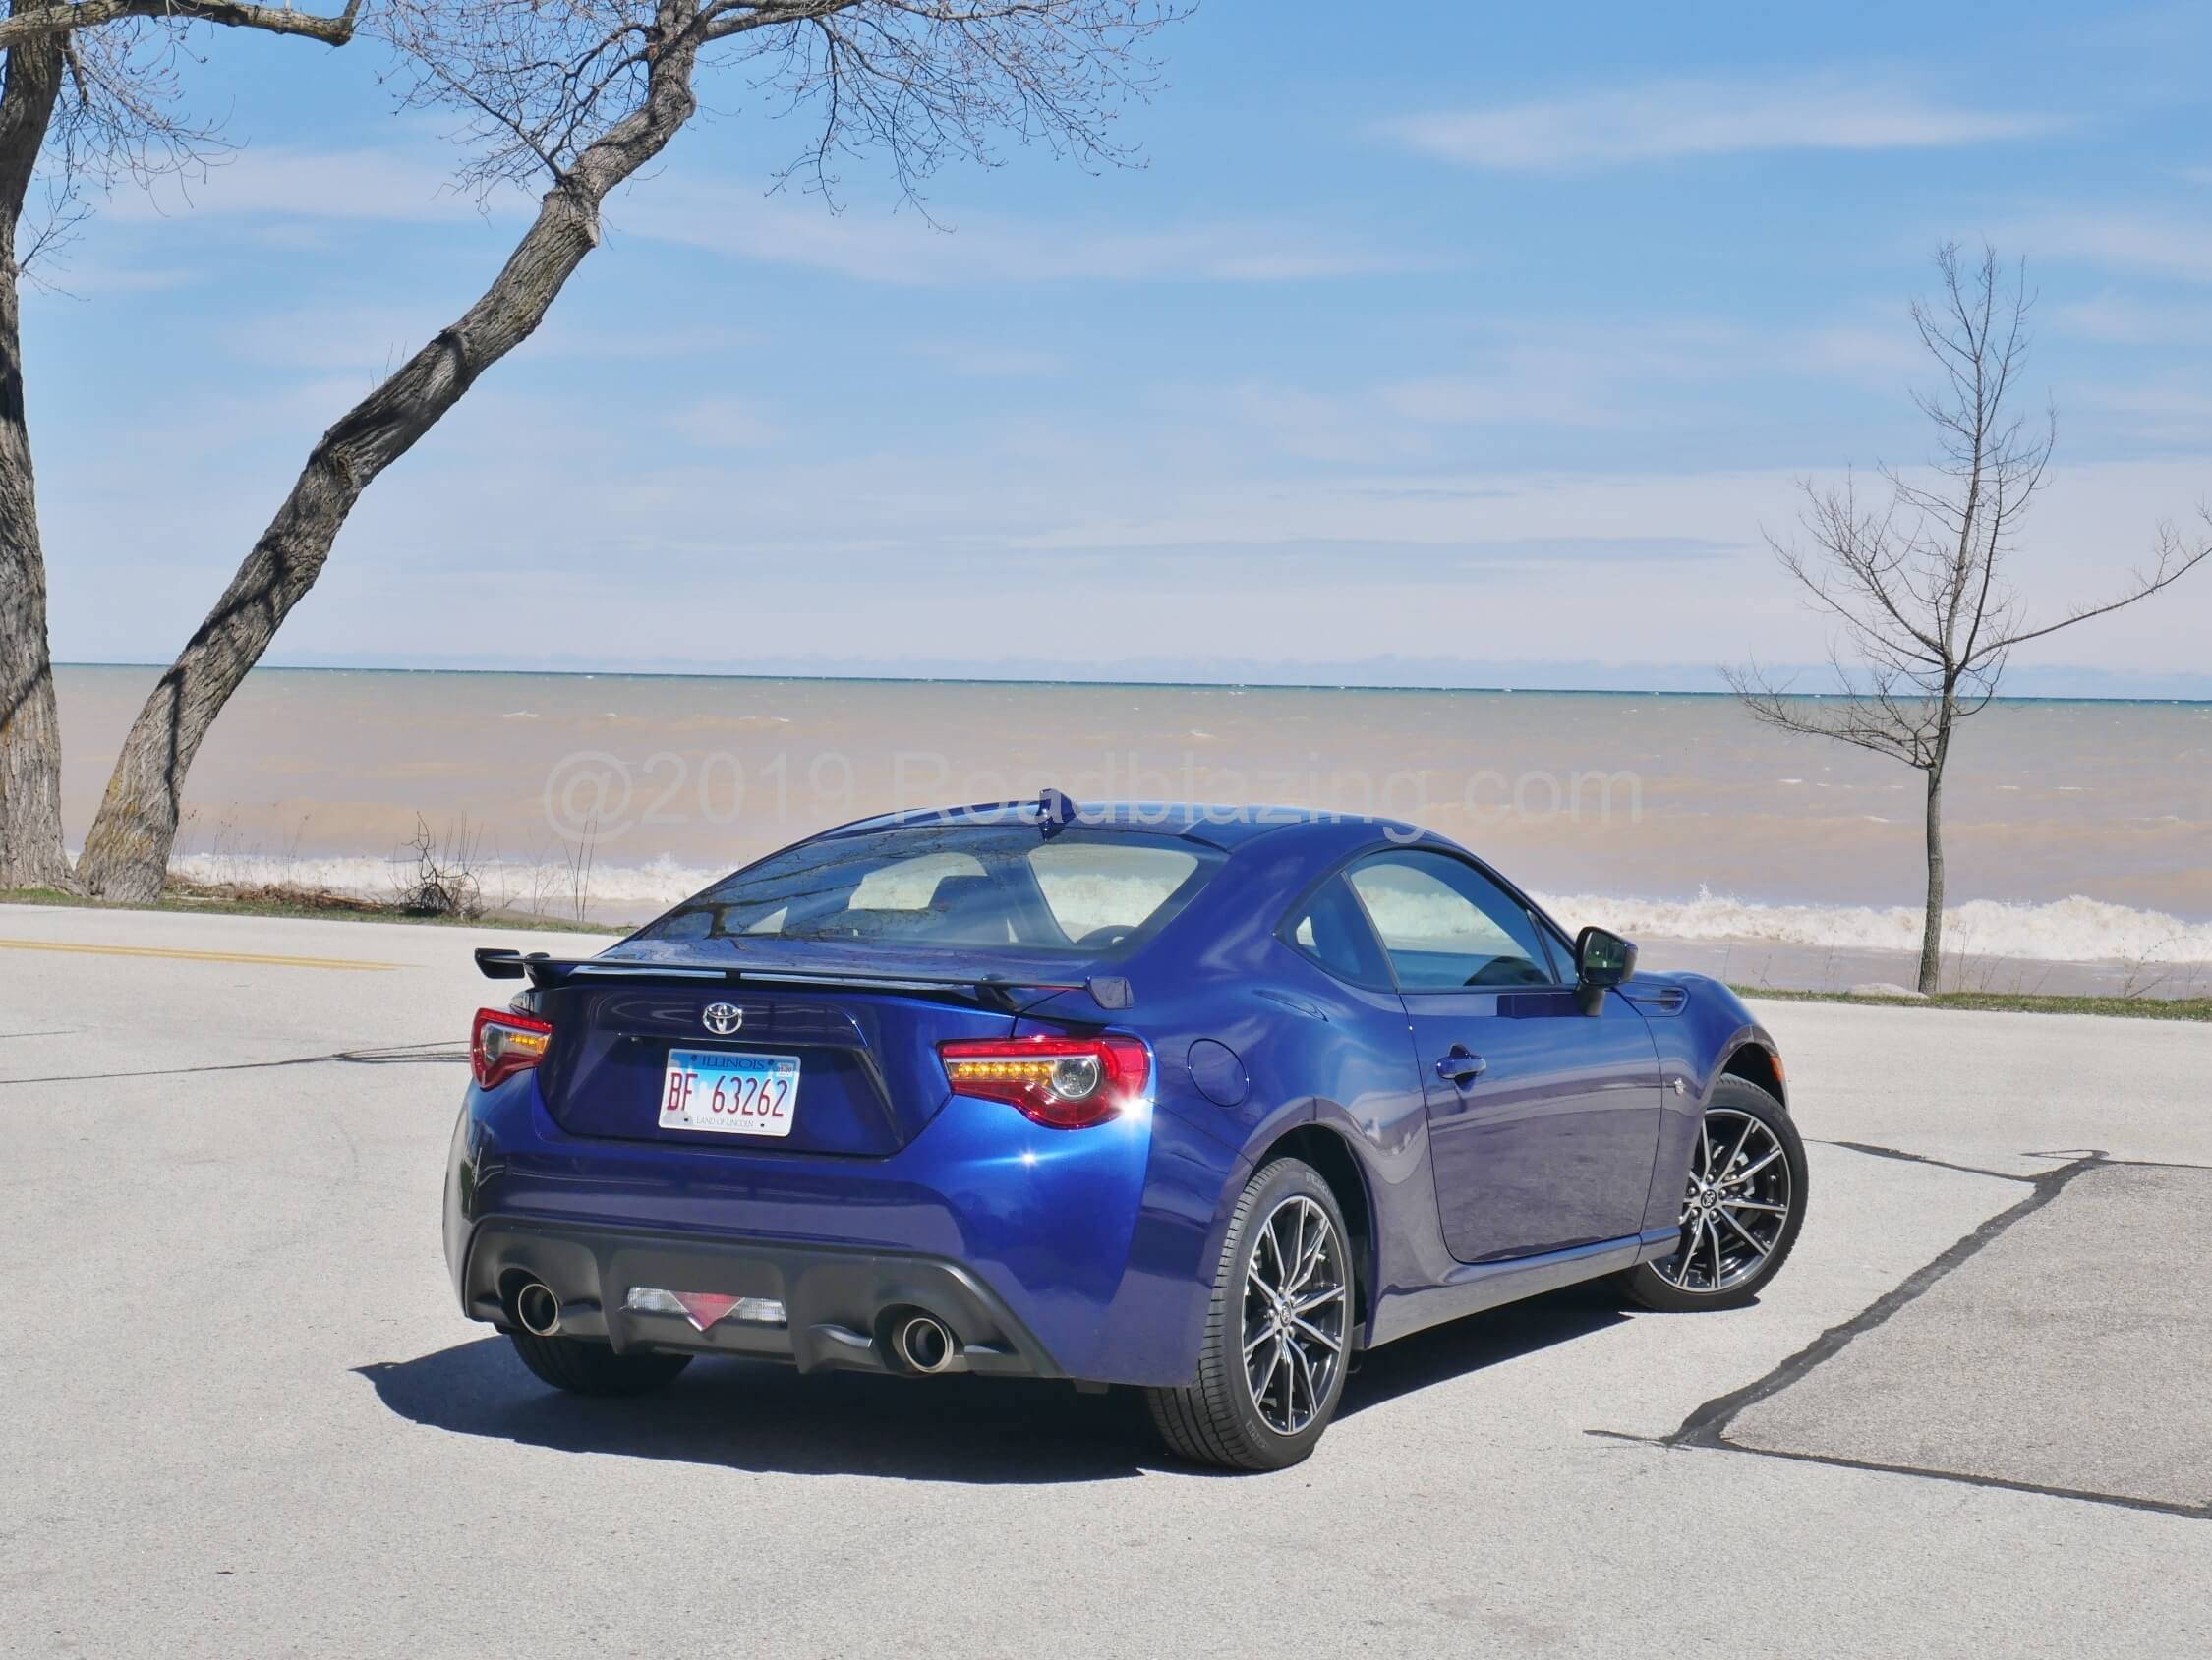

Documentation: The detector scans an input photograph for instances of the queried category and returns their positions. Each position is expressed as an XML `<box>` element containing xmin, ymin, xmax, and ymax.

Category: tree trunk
<box><xmin>0</xmin><ymin>22</ymin><xmax>73</xmax><ymax>890</ymax></box>
<box><xmin>75</xmin><ymin>16</ymin><xmax>705</xmax><ymax>901</ymax></box>
<box><xmin>1915</xmin><ymin>695</ymin><xmax>1956</xmax><ymax>996</ymax></box>
<box><xmin>1916</xmin><ymin>762</ymin><xmax>1945</xmax><ymax>994</ymax></box>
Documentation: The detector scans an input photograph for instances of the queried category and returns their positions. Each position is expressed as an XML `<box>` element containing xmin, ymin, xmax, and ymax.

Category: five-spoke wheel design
<box><xmin>1241</xmin><ymin>1193</ymin><xmax>1349</xmax><ymax>1436</ymax></box>
<box><xmin>1656</xmin><ymin>1104</ymin><xmax>1793</xmax><ymax>1294</ymax></box>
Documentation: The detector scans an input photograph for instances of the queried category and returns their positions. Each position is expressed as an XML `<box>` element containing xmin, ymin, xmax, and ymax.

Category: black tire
<box><xmin>507</xmin><ymin>1330</ymin><xmax>693</xmax><ymax>1397</ymax></box>
<box><xmin>1618</xmin><ymin>1074</ymin><xmax>1806</xmax><ymax>1312</ymax></box>
<box><xmin>1144</xmin><ymin>1157</ymin><xmax>1354</xmax><ymax>1472</ymax></box>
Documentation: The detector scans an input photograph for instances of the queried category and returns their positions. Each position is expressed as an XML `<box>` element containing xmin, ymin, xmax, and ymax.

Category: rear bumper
<box><xmin>462</xmin><ymin>1218</ymin><xmax>1061</xmax><ymax>1376</ymax></box>
<box><xmin>443</xmin><ymin>1069</ymin><xmax>1231</xmax><ymax>1387</ymax></box>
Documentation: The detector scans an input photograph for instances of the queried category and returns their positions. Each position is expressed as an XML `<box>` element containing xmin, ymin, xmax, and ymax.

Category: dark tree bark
<box><xmin>0</xmin><ymin>1</ymin><xmax>358</xmax><ymax>49</ymax></box>
<box><xmin>75</xmin><ymin>6</ymin><xmax>710</xmax><ymax>899</ymax></box>
<box><xmin>0</xmin><ymin>7</ymin><xmax>71</xmax><ymax>889</ymax></box>
<box><xmin>0</xmin><ymin>0</ymin><xmax>363</xmax><ymax>888</ymax></box>
<box><xmin>72</xmin><ymin>0</ymin><xmax>1175</xmax><ymax>901</ymax></box>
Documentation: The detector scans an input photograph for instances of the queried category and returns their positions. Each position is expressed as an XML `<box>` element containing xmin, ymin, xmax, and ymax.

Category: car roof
<box><xmin>816</xmin><ymin>798</ymin><xmax>1430</xmax><ymax>852</ymax></box>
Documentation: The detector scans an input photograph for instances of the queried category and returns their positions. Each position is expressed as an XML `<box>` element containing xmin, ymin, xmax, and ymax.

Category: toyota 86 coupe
<box><xmin>448</xmin><ymin>794</ymin><xmax>1805</xmax><ymax>1470</ymax></box>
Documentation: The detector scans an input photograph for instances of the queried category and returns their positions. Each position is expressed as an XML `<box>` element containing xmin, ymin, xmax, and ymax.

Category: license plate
<box><xmin>660</xmin><ymin>1049</ymin><xmax>801</xmax><ymax>1138</ymax></box>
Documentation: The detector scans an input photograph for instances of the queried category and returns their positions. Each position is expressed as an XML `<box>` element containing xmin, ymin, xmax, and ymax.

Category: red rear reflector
<box><xmin>471</xmin><ymin>1007</ymin><xmax>553</xmax><ymax>1089</ymax></box>
<box><xmin>937</xmin><ymin>1034</ymin><xmax>1148</xmax><ymax>1129</ymax></box>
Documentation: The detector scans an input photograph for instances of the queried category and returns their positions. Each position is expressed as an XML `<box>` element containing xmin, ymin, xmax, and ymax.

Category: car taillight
<box><xmin>471</xmin><ymin>1007</ymin><xmax>553</xmax><ymax>1089</ymax></box>
<box><xmin>938</xmin><ymin>1034</ymin><xmax>1148</xmax><ymax>1129</ymax></box>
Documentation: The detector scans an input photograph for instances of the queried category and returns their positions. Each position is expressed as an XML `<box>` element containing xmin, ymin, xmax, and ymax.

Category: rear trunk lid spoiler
<box><xmin>473</xmin><ymin>946</ymin><xmax>1134</xmax><ymax>1012</ymax></box>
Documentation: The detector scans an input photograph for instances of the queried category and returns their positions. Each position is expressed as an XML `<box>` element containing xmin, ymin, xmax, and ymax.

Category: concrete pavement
<box><xmin>1</xmin><ymin>904</ymin><xmax>2205</xmax><ymax>1658</ymax></box>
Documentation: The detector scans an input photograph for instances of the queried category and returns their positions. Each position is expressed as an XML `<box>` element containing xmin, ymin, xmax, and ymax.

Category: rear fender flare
<box><xmin>1187</xmin><ymin>1094</ymin><xmax>1392</xmax><ymax>1351</ymax></box>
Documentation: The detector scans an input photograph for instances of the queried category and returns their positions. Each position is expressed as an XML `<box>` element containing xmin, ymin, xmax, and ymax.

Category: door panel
<box><xmin>1407</xmin><ymin>986</ymin><xmax>1664</xmax><ymax>1262</ymax></box>
<box><xmin>1338</xmin><ymin>846</ymin><xmax>1663</xmax><ymax>1264</ymax></box>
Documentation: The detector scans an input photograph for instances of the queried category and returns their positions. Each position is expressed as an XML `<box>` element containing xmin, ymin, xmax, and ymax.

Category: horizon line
<box><xmin>50</xmin><ymin>658</ymin><xmax>2212</xmax><ymax>706</ymax></box>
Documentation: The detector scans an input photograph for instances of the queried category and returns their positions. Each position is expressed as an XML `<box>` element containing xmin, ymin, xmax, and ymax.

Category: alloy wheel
<box><xmin>1241</xmin><ymin>1193</ymin><xmax>1348</xmax><ymax>1436</ymax></box>
<box><xmin>1656</xmin><ymin>1106</ymin><xmax>1794</xmax><ymax>1295</ymax></box>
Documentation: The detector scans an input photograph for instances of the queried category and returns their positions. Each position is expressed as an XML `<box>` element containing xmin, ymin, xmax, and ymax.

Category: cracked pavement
<box><xmin>2</xmin><ymin>905</ymin><xmax>2207</xmax><ymax>1658</ymax></box>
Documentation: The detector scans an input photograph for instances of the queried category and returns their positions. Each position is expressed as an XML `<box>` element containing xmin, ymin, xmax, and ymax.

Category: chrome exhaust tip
<box><xmin>894</xmin><ymin>1313</ymin><xmax>957</xmax><ymax>1374</ymax></box>
<box><xmin>515</xmin><ymin>1280</ymin><xmax>561</xmax><ymax>1338</ymax></box>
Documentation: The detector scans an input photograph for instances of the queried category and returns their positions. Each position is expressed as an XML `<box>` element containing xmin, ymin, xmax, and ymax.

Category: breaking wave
<box><xmin>161</xmin><ymin>852</ymin><xmax>2212</xmax><ymax>966</ymax></box>
<box><xmin>164</xmin><ymin>849</ymin><xmax>724</xmax><ymax>912</ymax></box>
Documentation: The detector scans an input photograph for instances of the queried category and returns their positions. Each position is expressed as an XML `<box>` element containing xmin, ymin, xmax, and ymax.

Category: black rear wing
<box><xmin>473</xmin><ymin>946</ymin><xmax>1133</xmax><ymax>1011</ymax></box>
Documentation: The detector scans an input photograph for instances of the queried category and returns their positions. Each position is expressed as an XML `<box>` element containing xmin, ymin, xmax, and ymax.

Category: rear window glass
<box><xmin>639</xmin><ymin>825</ymin><xmax>1219</xmax><ymax>956</ymax></box>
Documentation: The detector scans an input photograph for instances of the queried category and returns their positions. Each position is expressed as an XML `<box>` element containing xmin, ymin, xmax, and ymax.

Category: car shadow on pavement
<box><xmin>1338</xmin><ymin>1281</ymin><xmax>1628</xmax><ymax>1419</ymax></box>
<box><xmin>357</xmin><ymin>1339</ymin><xmax>1155</xmax><ymax>1482</ymax></box>
<box><xmin>357</xmin><ymin>1285</ymin><xmax>1627</xmax><ymax>1482</ymax></box>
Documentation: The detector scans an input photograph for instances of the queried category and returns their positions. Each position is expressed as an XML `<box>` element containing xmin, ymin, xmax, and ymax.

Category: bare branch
<box><xmin>1727</xmin><ymin>243</ymin><xmax>2211</xmax><ymax>994</ymax></box>
<box><xmin>67</xmin><ymin>0</ymin><xmax>1189</xmax><ymax>902</ymax></box>
<box><xmin>1721</xmin><ymin>661</ymin><xmax>1935</xmax><ymax>769</ymax></box>
<box><xmin>1980</xmin><ymin>519</ymin><xmax>2212</xmax><ymax>655</ymax></box>
<box><xmin>0</xmin><ymin>0</ymin><xmax>362</xmax><ymax>50</ymax></box>
<box><xmin>1736</xmin><ymin>244</ymin><xmax>2138</xmax><ymax>742</ymax></box>
<box><xmin>376</xmin><ymin>0</ymin><xmax>1182</xmax><ymax>198</ymax></box>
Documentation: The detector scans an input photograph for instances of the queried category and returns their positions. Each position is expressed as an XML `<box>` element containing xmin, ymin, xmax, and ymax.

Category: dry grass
<box><xmin>1736</xmin><ymin>985</ymin><xmax>2212</xmax><ymax>1023</ymax></box>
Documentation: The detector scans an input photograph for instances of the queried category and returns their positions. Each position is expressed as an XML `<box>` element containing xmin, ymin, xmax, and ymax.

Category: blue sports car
<box><xmin>448</xmin><ymin>795</ymin><xmax>1804</xmax><ymax>1470</ymax></box>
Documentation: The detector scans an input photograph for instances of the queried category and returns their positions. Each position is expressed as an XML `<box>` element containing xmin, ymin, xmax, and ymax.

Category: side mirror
<box><xmin>1575</xmin><ymin>926</ymin><xmax>1638</xmax><ymax>992</ymax></box>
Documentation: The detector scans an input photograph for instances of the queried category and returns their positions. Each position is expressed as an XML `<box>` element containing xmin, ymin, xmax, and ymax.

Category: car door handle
<box><xmin>1434</xmin><ymin>1047</ymin><xmax>1487</xmax><ymax>1085</ymax></box>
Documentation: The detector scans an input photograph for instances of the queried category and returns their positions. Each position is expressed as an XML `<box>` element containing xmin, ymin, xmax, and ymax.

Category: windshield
<box><xmin>637</xmin><ymin>825</ymin><xmax>1222</xmax><ymax>956</ymax></box>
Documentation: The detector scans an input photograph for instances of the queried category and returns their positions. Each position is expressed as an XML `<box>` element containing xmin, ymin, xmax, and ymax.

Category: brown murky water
<box><xmin>50</xmin><ymin>665</ymin><xmax>2212</xmax><ymax>991</ymax></box>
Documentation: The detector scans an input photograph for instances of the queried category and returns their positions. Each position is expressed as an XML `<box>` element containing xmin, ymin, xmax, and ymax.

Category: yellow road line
<box><xmin>0</xmin><ymin>938</ymin><xmax>400</xmax><ymax>973</ymax></box>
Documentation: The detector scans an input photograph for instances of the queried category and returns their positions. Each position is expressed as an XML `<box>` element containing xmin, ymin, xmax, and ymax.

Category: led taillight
<box><xmin>471</xmin><ymin>1007</ymin><xmax>553</xmax><ymax>1089</ymax></box>
<box><xmin>938</xmin><ymin>1034</ymin><xmax>1148</xmax><ymax>1129</ymax></box>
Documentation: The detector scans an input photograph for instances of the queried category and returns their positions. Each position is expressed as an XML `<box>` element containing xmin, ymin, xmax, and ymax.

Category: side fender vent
<box><xmin>1623</xmin><ymin>985</ymin><xmax>1689</xmax><ymax>1017</ymax></box>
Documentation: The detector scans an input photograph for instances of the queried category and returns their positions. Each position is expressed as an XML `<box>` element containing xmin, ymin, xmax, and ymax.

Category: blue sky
<box><xmin>29</xmin><ymin>0</ymin><xmax>2212</xmax><ymax>691</ymax></box>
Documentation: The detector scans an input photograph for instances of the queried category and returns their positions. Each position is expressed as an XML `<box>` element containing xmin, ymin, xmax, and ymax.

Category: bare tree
<box><xmin>0</xmin><ymin>0</ymin><xmax>368</xmax><ymax>889</ymax></box>
<box><xmin>70</xmin><ymin>0</ymin><xmax>1181</xmax><ymax>901</ymax></box>
<box><xmin>1728</xmin><ymin>245</ymin><xmax>2210</xmax><ymax>994</ymax></box>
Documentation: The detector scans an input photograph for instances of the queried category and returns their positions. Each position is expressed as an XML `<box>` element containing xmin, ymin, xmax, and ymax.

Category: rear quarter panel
<box><xmin>1022</xmin><ymin>824</ymin><xmax>1451</xmax><ymax>1370</ymax></box>
<box><xmin>1039</xmin><ymin>936</ymin><xmax>1452</xmax><ymax>1362</ymax></box>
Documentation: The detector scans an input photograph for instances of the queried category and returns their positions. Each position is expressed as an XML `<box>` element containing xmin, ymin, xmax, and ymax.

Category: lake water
<box><xmin>48</xmin><ymin>665</ymin><xmax>2212</xmax><ymax>994</ymax></box>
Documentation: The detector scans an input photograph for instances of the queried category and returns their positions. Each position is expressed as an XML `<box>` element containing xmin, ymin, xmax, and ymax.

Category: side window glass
<box><xmin>1282</xmin><ymin>875</ymin><xmax>1392</xmax><ymax>988</ymax></box>
<box><xmin>1345</xmin><ymin>852</ymin><xmax>1554</xmax><ymax>990</ymax></box>
<box><xmin>1533</xmin><ymin>917</ymin><xmax>1573</xmax><ymax>981</ymax></box>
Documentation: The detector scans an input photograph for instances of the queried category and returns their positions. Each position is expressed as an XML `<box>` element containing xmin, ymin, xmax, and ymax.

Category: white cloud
<box><xmin>83</xmin><ymin>141</ymin><xmax>1434</xmax><ymax>289</ymax></box>
<box><xmin>2014</xmin><ymin>213</ymin><xmax>2212</xmax><ymax>282</ymax></box>
<box><xmin>1163</xmin><ymin>380</ymin><xmax>1437</xmax><ymax>466</ymax></box>
<box><xmin>47</xmin><ymin>377</ymin><xmax>2212</xmax><ymax>687</ymax></box>
<box><xmin>663</xmin><ymin>396</ymin><xmax>782</xmax><ymax>448</ymax></box>
<box><xmin>24</xmin><ymin>259</ymin><xmax>199</xmax><ymax>298</ymax></box>
<box><xmin>2051</xmin><ymin>292</ymin><xmax>2212</xmax><ymax>344</ymax></box>
<box><xmin>223</xmin><ymin>302</ymin><xmax>455</xmax><ymax>372</ymax></box>
<box><xmin>1378</xmin><ymin>369</ymin><xmax>1615</xmax><ymax>429</ymax></box>
<box><xmin>104</xmin><ymin>143</ymin><xmax>525</xmax><ymax>225</ymax></box>
<box><xmin>1383</xmin><ymin>75</ymin><xmax>2052</xmax><ymax>171</ymax></box>
<box><xmin>611</xmin><ymin>185</ymin><xmax>1442</xmax><ymax>286</ymax></box>
<box><xmin>902</xmin><ymin>339</ymin><xmax>1065</xmax><ymax>378</ymax></box>
<box><xmin>1170</xmin><ymin>312</ymin><xmax>1926</xmax><ymax>465</ymax></box>
<box><xmin>2072</xmin><ymin>379</ymin><xmax>2212</xmax><ymax>444</ymax></box>
<box><xmin>1786</xmin><ymin>322</ymin><xmax>1924</xmax><ymax>381</ymax></box>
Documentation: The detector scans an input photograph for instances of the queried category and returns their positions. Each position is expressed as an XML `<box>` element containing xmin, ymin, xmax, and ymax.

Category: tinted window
<box><xmin>1283</xmin><ymin>875</ymin><xmax>1392</xmax><ymax>987</ymax></box>
<box><xmin>1030</xmin><ymin>840</ymin><xmax>1201</xmax><ymax>942</ymax></box>
<box><xmin>639</xmin><ymin>826</ymin><xmax>1218</xmax><ymax>956</ymax></box>
<box><xmin>1346</xmin><ymin>851</ymin><xmax>1554</xmax><ymax>990</ymax></box>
